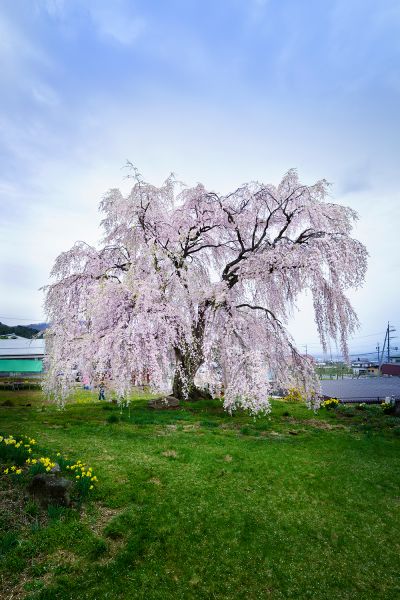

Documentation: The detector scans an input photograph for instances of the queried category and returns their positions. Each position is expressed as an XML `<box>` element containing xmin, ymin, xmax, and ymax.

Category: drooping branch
<box><xmin>235</xmin><ymin>303</ymin><xmax>282</xmax><ymax>325</ymax></box>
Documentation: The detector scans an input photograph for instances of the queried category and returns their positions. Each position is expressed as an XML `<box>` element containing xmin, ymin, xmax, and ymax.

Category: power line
<box><xmin>348</xmin><ymin>351</ymin><xmax>378</xmax><ymax>356</ymax></box>
<box><xmin>349</xmin><ymin>331</ymin><xmax>386</xmax><ymax>339</ymax></box>
<box><xmin>0</xmin><ymin>316</ymin><xmax>44</xmax><ymax>322</ymax></box>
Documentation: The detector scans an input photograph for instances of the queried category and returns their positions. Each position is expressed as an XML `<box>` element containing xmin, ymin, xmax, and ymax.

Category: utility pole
<box><xmin>379</xmin><ymin>329</ymin><xmax>387</xmax><ymax>370</ymax></box>
<box><xmin>388</xmin><ymin>322</ymin><xmax>397</xmax><ymax>363</ymax></box>
<box><xmin>376</xmin><ymin>342</ymin><xmax>380</xmax><ymax>364</ymax></box>
<box><xmin>381</xmin><ymin>322</ymin><xmax>397</xmax><ymax>367</ymax></box>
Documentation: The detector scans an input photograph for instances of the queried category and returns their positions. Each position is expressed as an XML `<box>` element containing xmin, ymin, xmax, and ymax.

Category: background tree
<box><xmin>44</xmin><ymin>169</ymin><xmax>367</xmax><ymax>413</ymax></box>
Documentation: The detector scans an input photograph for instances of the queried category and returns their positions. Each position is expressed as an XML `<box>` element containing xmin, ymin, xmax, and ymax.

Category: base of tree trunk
<box><xmin>185</xmin><ymin>386</ymin><xmax>213</xmax><ymax>402</ymax></box>
<box><xmin>172</xmin><ymin>368</ymin><xmax>213</xmax><ymax>402</ymax></box>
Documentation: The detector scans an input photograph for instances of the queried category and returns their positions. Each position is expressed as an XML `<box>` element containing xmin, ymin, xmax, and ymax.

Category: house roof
<box><xmin>381</xmin><ymin>363</ymin><xmax>400</xmax><ymax>376</ymax></box>
<box><xmin>0</xmin><ymin>335</ymin><xmax>45</xmax><ymax>358</ymax></box>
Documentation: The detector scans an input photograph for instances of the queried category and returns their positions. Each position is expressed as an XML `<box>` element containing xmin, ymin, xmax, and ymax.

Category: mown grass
<box><xmin>0</xmin><ymin>389</ymin><xmax>399</xmax><ymax>599</ymax></box>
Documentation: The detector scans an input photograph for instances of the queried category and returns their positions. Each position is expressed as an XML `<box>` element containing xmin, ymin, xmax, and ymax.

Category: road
<box><xmin>321</xmin><ymin>377</ymin><xmax>400</xmax><ymax>399</ymax></box>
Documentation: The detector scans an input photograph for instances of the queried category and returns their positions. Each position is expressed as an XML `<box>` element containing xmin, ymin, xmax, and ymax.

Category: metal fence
<box><xmin>334</xmin><ymin>396</ymin><xmax>400</xmax><ymax>404</ymax></box>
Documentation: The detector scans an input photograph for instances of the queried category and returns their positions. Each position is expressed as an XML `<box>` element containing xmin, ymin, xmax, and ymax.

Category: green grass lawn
<box><xmin>0</xmin><ymin>390</ymin><xmax>399</xmax><ymax>599</ymax></box>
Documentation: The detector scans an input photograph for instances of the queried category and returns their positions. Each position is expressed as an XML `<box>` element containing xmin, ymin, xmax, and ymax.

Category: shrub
<box><xmin>283</xmin><ymin>388</ymin><xmax>303</xmax><ymax>403</ymax></box>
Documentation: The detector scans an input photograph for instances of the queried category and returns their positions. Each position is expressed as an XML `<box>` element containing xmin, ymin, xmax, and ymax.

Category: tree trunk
<box><xmin>172</xmin><ymin>364</ymin><xmax>212</xmax><ymax>401</ymax></box>
<box><xmin>172</xmin><ymin>302</ymin><xmax>212</xmax><ymax>402</ymax></box>
<box><xmin>172</xmin><ymin>345</ymin><xmax>212</xmax><ymax>401</ymax></box>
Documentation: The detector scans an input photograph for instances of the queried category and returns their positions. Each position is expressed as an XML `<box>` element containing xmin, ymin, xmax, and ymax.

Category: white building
<box><xmin>0</xmin><ymin>335</ymin><xmax>45</xmax><ymax>377</ymax></box>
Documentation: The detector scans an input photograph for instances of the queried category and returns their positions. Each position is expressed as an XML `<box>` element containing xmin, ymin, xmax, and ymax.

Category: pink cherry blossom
<box><xmin>43</xmin><ymin>169</ymin><xmax>367</xmax><ymax>413</ymax></box>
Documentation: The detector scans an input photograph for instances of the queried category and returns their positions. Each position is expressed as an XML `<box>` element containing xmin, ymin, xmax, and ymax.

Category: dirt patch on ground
<box><xmin>0</xmin><ymin>572</ymin><xmax>34</xmax><ymax>600</ymax></box>
<box><xmin>0</xmin><ymin>475</ymin><xmax>47</xmax><ymax>529</ymax></box>
<box><xmin>286</xmin><ymin>417</ymin><xmax>348</xmax><ymax>431</ymax></box>
<box><xmin>182</xmin><ymin>423</ymin><xmax>200</xmax><ymax>432</ymax></box>
<box><xmin>162</xmin><ymin>449</ymin><xmax>178</xmax><ymax>458</ymax></box>
<box><xmin>148</xmin><ymin>476</ymin><xmax>162</xmax><ymax>485</ymax></box>
<box><xmin>89</xmin><ymin>504</ymin><xmax>123</xmax><ymax>536</ymax></box>
<box><xmin>260</xmin><ymin>431</ymin><xmax>283</xmax><ymax>437</ymax></box>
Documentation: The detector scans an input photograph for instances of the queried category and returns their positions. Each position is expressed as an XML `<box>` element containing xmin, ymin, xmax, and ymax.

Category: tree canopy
<box><xmin>44</xmin><ymin>169</ymin><xmax>367</xmax><ymax>413</ymax></box>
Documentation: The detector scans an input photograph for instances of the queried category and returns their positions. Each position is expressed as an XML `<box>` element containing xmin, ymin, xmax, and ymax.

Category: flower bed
<box><xmin>0</xmin><ymin>433</ymin><xmax>97</xmax><ymax>501</ymax></box>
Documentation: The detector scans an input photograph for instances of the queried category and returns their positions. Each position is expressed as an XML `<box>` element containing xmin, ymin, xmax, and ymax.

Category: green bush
<box><xmin>284</xmin><ymin>388</ymin><xmax>304</xmax><ymax>403</ymax></box>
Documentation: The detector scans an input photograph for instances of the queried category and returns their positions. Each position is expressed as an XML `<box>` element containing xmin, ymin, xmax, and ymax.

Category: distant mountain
<box><xmin>0</xmin><ymin>322</ymin><xmax>39</xmax><ymax>339</ymax></box>
<box><xmin>26</xmin><ymin>323</ymin><xmax>49</xmax><ymax>332</ymax></box>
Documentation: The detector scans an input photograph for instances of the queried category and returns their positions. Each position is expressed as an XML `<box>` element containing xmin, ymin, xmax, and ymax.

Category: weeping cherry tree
<box><xmin>44</xmin><ymin>169</ymin><xmax>367</xmax><ymax>413</ymax></box>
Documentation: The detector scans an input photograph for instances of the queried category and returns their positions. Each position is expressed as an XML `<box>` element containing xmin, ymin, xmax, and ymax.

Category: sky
<box><xmin>0</xmin><ymin>0</ymin><xmax>399</xmax><ymax>360</ymax></box>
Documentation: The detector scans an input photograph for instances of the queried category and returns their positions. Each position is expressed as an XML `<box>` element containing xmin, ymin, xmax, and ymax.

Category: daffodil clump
<box><xmin>67</xmin><ymin>460</ymin><xmax>98</xmax><ymax>497</ymax></box>
<box><xmin>0</xmin><ymin>433</ymin><xmax>97</xmax><ymax>499</ymax></box>
<box><xmin>321</xmin><ymin>398</ymin><xmax>340</xmax><ymax>409</ymax></box>
<box><xmin>0</xmin><ymin>434</ymin><xmax>36</xmax><ymax>466</ymax></box>
<box><xmin>3</xmin><ymin>465</ymin><xmax>23</xmax><ymax>475</ymax></box>
<box><xmin>26</xmin><ymin>456</ymin><xmax>57</xmax><ymax>475</ymax></box>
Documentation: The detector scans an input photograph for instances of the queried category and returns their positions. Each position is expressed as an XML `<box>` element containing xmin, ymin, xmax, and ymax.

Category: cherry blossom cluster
<box><xmin>44</xmin><ymin>169</ymin><xmax>367</xmax><ymax>413</ymax></box>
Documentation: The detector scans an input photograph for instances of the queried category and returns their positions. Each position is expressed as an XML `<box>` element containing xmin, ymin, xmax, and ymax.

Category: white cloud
<box><xmin>37</xmin><ymin>0</ymin><xmax>145</xmax><ymax>46</ymax></box>
<box><xmin>88</xmin><ymin>2</ymin><xmax>145</xmax><ymax>45</ymax></box>
<box><xmin>0</xmin><ymin>1</ymin><xmax>399</xmax><ymax>357</ymax></box>
<box><xmin>0</xmin><ymin>11</ymin><xmax>50</xmax><ymax>74</ymax></box>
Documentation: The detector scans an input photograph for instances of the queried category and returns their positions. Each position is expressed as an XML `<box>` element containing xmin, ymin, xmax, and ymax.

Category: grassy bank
<box><xmin>0</xmin><ymin>390</ymin><xmax>399</xmax><ymax>599</ymax></box>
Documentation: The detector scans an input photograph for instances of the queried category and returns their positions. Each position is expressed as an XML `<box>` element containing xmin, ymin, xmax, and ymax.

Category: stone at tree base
<box><xmin>148</xmin><ymin>396</ymin><xmax>180</xmax><ymax>410</ymax></box>
<box><xmin>27</xmin><ymin>474</ymin><xmax>73</xmax><ymax>507</ymax></box>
